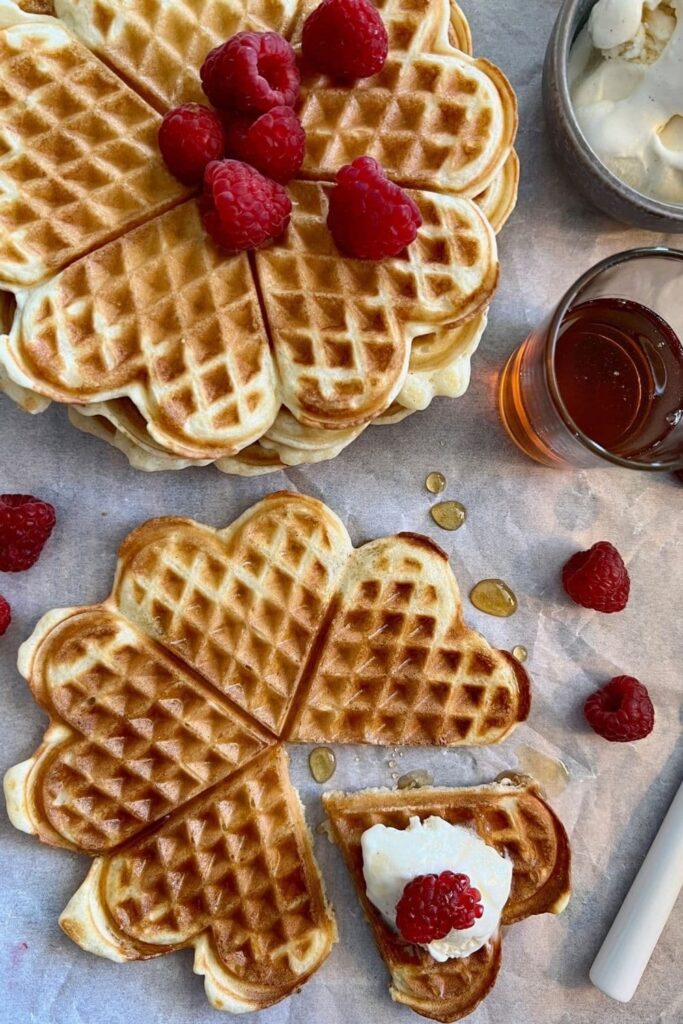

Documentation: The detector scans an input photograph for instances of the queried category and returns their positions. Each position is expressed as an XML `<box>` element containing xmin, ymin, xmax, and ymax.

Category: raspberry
<box><xmin>395</xmin><ymin>871</ymin><xmax>484</xmax><ymax>945</ymax></box>
<box><xmin>562</xmin><ymin>541</ymin><xmax>630</xmax><ymax>613</ymax></box>
<box><xmin>584</xmin><ymin>676</ymin><xmax>654</xmax><ymax>742</ymax></box>
<box><xmin>158</xmin><ymin>103</ymin><xmax>225</xmax><ymax>185</ymax></box>
<box><xmin>201</xmin><ymin>159</ymin><xmax>291</xmax><ymax>252</ymax></box>
<box><xmin>327</xmin><ymin>156</ymin><xmax>421</xmax><ymax>260</ymax></box>
<box><xmin>0</xmin><ymin>595</ymin><xmax>10</xmax><ymax>635</ymax></box>
<box><xmin>0</xmin><ymin>494</ymin><xmax>56</xmax><ymax>572</ymax></box>
<box><xmin>302</xmin><ymin>0</ymin><xmax>389</xmax><ymax>78</ymax></box>
<box><xmin>200</xmin><ymin>32</ymin><xmax>300</xmax><ymax>114</ymax></box>
<box><xmin>222</xmin><ymin>106</ymin><xmax>305</xmax><ymax>183</ymax></box>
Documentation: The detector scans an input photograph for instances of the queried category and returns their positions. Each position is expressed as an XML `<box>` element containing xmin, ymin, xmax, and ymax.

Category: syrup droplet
<box><xmin>431</xmin><ymin>500</ymin><xmax>467</xmax><ymax>531</ymax></box>
<box><xmin>470</xmin><ymin>578</ymin><xmax>517</xmax><ymax>617</ymax></box>
<box><xmin>425</xmin><ymin>471</ymin><xmax>446</xmax><ymax>494</ymax></box>
<box><xmin>309</xmin><ymin>747</ymin><xmax>336</xmax><ymax>783</ymax></box>
<box><xmin>495</xmin><ymin>769</ymin><xmax>533</xmax><ymax>788</ymax></box>
<box><xmin>516</xmin><ymin>745</ymin><xmax>569</xmax><ymax>798</ymax></box>
<box><xmin>397</xmin><ymin>769</ymin><xmax>434</xmax><ymax>790</ymax></box>
<box><xmin>316</xmin><ymin>820</ymin><xmax>334</xmax><ymax>841</ymax></box>
<box><xmin>512</xmin><ymin>645</ymin><xmax>528</xmax><ymax>663</ymax></box>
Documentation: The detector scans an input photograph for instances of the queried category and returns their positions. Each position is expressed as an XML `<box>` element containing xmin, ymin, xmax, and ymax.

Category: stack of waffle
<box><xmin>0</xmin><ymin>0</ymin><xmax>518</xmax><ymax>473</ymax></box>
<box><xmin>3</xmin><ymin>492</ymin><xmax>547</xmax><ymax>1015</ymax></box>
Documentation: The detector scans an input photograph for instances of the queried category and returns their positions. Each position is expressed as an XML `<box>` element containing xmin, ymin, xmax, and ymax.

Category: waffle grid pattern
<box><xmin>0</xmin><ymin>16</ymin><xmax>187</xmax><ymax>287</ymax></box>
<box><xmin>12</xmin><ymin>204</ymin><xmax>278</xmax><ymax>457</ymax></box>
<box><xmin>0</xmin><ymin>0</ymin><xmax>516</xmax><ymax>469</ymax></box>
<box><xmin>115</xmin><ymin>503</ymin><xmax>350</xmax><ymax>732</ymax></box>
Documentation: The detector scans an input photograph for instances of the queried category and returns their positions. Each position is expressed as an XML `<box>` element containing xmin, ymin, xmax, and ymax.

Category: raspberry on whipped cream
<box><xmin>361</xmin><ymin>815</ymin><xmax>512</xmax><ymax>961</ymax></box>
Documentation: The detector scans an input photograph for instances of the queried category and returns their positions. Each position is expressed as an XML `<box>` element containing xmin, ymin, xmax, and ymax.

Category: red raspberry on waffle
<box><xmin>201</xmin><ymin>159</ymin><xmax>291</xmax><ymax>252</ymax></box>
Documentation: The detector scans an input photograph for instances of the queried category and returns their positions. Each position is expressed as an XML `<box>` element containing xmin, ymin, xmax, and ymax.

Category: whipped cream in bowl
<box><xmin>568</xmin><ymin>0</ymin><xmax>683</xmax><ymax>206</ymax></box>
<box><xmin>361</xmin><ymin>815</ymin><xmax>512</xmax><ymax>961</ymax></box>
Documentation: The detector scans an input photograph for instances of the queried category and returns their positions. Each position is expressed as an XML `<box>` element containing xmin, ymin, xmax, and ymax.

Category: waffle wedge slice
<box><xmin>286</xmin><ymin>530</ymin><xmax>530</xmax><ymax>745</ymax></box>
<box><xmin>298</xmin><ymin>0</ymin><xmax>517</xmax><ymax>198</ymax></box>
<box><xmin>0</xmin><ymin>0</ymin><xmax>187</xmax><ymax>289</ymax></box>
<box><xmin>59</xmin><ymin>745</ymin><xmax>337</xmax><ymax>1013</ymax></box>
<box><xmin>323</xmin><ymin>779</ymin><xmax>571</xmax><ymax>1022</ymax></box>
<box><xmin>54</xmin><ymin>0</ymin><xmax>298</xmax><ymax>110</ymax></box>
<box><xmin>4</xmin><ymin>605</ymin><xmax>275</xmax><ymax>852</ymax></box>
<box><xmin>1</xmin><ymin>202</ymin><xmax>280</xmax><ymax>459</ymax></box>
<box><xmin>254</xmin><ymin>181</ymin><xmax>497</xmax><ymax>430</ymax></box>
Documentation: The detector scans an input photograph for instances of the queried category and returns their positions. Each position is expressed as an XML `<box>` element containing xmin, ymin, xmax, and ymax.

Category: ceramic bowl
<box><xmin>543</xmin><ymin>0</ymin><xmax>683</xmax><ymax>232</ymax></box>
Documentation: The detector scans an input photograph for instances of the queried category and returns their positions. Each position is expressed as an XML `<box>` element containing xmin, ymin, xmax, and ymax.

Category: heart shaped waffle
<box><xmin>324</xmin><ymin>781</ymin><xmax>571</xmax><ymax>1022</ymax></box>
<box><xmin>0</xmin><ymin>5</ymin><xmax>188</xmax><ymax>290</ymax></box>
<box><xmin>59</xmin><ymin>746</ymin><xmax>337</xmax><ymax>1013</ymax></box>
<box><xmin>0</xmin><ymin>0</ymin><xmax>517</xmax><ymax>471</ymax></box>
<box><xmin>4</xmin><ymin>493</ymin><xmax>542</xmax><ymax>1013</ymax></box>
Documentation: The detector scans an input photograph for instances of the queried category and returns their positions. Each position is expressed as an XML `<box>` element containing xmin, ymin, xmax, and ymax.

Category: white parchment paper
<box><xmin>1</xmin><ymin>1</ymin><xmax>681</xmax><ymax>1021</ymax></box>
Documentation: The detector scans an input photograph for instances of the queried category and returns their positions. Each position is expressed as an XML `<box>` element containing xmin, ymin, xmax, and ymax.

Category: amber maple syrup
<box><xmin>554</xmin><ymin>298</ymin><xmax>683</xmax><ymax>457</ymax></box>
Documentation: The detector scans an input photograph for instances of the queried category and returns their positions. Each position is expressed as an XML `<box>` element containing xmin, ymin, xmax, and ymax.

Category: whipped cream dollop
<box><xmin>361</xmin><ymin>816</ymin><xmax>512</xmax><ymax>962</ymax></box>
<box><xmin>568</xmin><ymin>0</ymin><xmax>683</xmax><ymax>205</ymax></box>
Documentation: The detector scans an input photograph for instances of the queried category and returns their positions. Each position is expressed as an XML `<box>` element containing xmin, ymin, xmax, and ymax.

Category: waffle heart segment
<box><xmin>323</xmin><ymin>780</ymin><xmax>571</xmax><ymax>1022</ymax></box>
<box><xmin>253</xmin><ymin>180</ymin><xmax>497</xmax><ymax>429</ymax></box>
<box><xmin>111</xmin><ymin>493</ymin><xmax>354</xmax><ymax>733</ymax></box>
<box><xmin>60</xmin><ymin>746</ymin><xmax>337</xmax><ymax>1013</ymax></box>
<box><xmin>296</xmin><ymin>0</ymin><xmax>517</xmax><ymax>197</ymax></box>
<box><xmin>286</xmin><ymin>531</ymin><xmax>530</xmax><ymax>745</ymax></box>
<box><xmin>54</xmin><ymin>0</ymin><xmax>300</xmax><ymax>110</ymax></box>
<box><xmin>0</xmin><ymin>1</ymin><xmax>189</xmax><ymax>290</ymax></box>
<box><xmin>1</xmin><ymin>202</ymin><xmax>280</xmax><ymax>460</ymax></box>
<box><xmin>4</xmin><ymin>606</ymin><xmax>274</xmax><ymax>852</ymax></box>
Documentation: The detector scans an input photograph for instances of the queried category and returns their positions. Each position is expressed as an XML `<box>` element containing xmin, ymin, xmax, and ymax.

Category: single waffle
<box><xmin>59</xmin><ymin>746</ymin><xmax>338</xmax><ymax>1013</ymax></box>
<box><xmin>323</xmin><ymin>779</ymin><xmax>571</xmax><ymax>1022</ymax></box>
<box><xmin>0</xmin><ymin>1</ymin><xmax>187</xmax><ymax>290</ymax></box>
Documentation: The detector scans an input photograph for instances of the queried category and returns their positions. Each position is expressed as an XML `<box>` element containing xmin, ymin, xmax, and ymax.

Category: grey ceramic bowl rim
<box><xmin>551</xmin><ymin>0</ymin><xmax>683</xmax><ymax>228</ymax></box>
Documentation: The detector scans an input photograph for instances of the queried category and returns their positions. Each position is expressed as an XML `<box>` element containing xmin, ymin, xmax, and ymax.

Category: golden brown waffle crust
<box><xmin>58</xmin><ymin>746</ymin><xmax>338</xmax><ymax>1013</ymax></box>
<box><xmin>323</xmin><ymin>779</ymin><xmax>571</xmax><ymax>1022</ymax></box>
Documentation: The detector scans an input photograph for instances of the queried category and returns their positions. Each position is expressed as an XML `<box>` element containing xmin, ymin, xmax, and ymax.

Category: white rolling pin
<box><xmin>589</xmin><ymin>778</ymin><xmax>683</xmax><ymax>1002</ymax></box>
